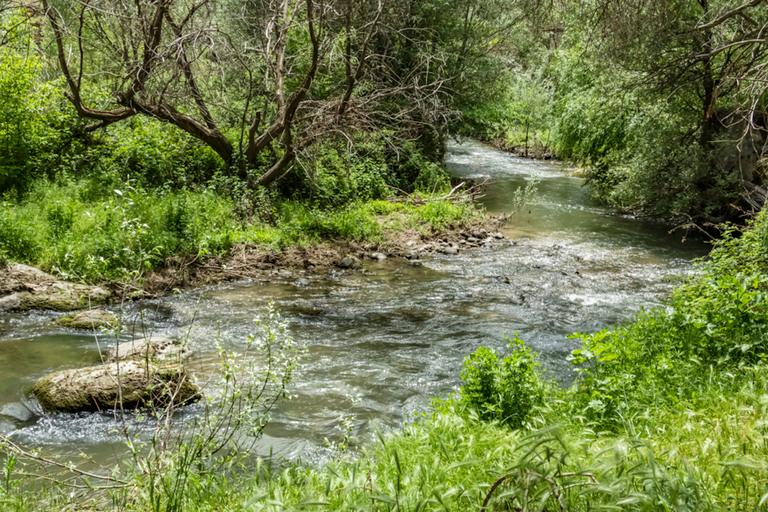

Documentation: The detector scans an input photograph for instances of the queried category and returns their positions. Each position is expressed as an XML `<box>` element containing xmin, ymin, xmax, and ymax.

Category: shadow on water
<box><xmin>0</xmin><ymin>138</ymin><xmax>710</xmax><ymax>462</ymax></box>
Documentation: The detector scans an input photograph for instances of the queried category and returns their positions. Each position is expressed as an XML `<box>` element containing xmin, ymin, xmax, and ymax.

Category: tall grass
<box><xmin>0</xmin><ymin>181</ymin><xmax>481</xmax><ymax>281</ymax></box>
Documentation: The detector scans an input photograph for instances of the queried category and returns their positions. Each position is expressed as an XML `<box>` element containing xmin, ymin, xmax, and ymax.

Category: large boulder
<box><xmin>107</xmin><ymin>337</ymin><xmax>191</xmax><ymax>365</ymax></box>
<box><xmin>31</xmin><ymin>361</ymin><xmax>200</xmax><ymax>413</ymax></box>
<box><xmin>0</xmin><ymin>264</ymin><xmax>111</xmax><ymax>312</ymax></box>
<box><xmin>55</xmin><ymin>309</ymin><xmax>117</xmax><ymax>330</ymax></box>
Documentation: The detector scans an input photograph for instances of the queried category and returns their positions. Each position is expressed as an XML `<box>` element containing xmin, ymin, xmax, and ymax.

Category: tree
<box><xmin>585</xmin><ymin>0</ymin><xmax>768</xmax><ymax>217</ymax></box>
<box><xmin>39</xmin><ymin>0</ymin><xmax>451</xmax><ymax>186</ymax></box>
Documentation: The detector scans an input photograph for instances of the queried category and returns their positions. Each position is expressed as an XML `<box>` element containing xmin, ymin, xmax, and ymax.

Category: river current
<box><xmin>0</xmin><ymin>138</ymin><xmax>708</xmax><ymax>462</ymax></box>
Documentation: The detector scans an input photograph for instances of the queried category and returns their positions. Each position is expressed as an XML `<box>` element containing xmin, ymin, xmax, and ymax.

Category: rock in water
<box><xmin>370</xmin><ymin>252</ymin><xmax>387</xmax><ymax>261</ymax></box>
<box><xmin>31</xmin><ymin>362</ymin><xmax>200</xmax><ymax>413</ymax></box>
<box><xmin>55</xmin><ymin>309</ymin><xmax>117</xmax><ymax>330</ymax></box>
<box><xmin>32</xmin><ymin>336</ymin><xmax>197</xmax><ymax>413</ymax></box>
<box><xmin>0</xmin><ymin>264</ymin><xmax>111</xmax><ymax>312</ymax></box>
<box><xmin>108</xmin><ymin>337</ymin><xmax>191</xmax><ymax>364</ymax></box>
<box><xmin>443</xmin><ymin>246</ymin><xmax>459</xmax><ymax>255</ymax></box>
<box><xmin>338</xmin><ymin>255</ymin><xmax>361</xmax><ymax>269</ymax></box>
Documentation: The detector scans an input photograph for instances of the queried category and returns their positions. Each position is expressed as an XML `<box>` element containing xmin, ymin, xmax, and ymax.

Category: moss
<box><xmin>31</xmin><ymin>362</ymin><xmax>200</xmax><ymax>413</ymax></box>
<box><xmin>55</xmin><ymin>309</ymin><xmax>117</xmax><ymax>329</ymax></box>
<box><xmin>15</xmin><ymin>286</ymin><xmax>110</xmax><ymax>312</ymax></box>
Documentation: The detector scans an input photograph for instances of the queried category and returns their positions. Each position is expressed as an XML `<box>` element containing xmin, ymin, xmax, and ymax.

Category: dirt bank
<box><xmin>0</xmin><ymin>214</ymin><xmax>509</xmax><ymax>309</ymax></box>
<box><xmin>137</xmin><ymin>214</ymin><xmax>509</xmax><ymax>296</ymax></box>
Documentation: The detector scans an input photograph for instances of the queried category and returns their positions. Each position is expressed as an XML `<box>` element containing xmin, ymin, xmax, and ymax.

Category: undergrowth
<box><xmin>0</xmin><ymin>180</ymin><xmax>479</xmax><ymax>282</ymax></box>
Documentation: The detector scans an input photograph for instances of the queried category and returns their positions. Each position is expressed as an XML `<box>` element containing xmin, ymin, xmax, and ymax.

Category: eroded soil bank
<box><xmin>0</xmin><ymin>213</ymin><xmax>509</xmax><ymax>310</ymax></box>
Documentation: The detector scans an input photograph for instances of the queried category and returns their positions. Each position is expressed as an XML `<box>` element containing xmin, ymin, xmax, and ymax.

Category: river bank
<box><xmin>0</xmin><ymin>203</ymin><xmax>508</xmax><ymax>310</ymax></box>
<box><xmin>129</xmin><ymin>212</ymin><xmax>509</xmax><ymax>297</ymax></box>
<box><xmin>0</xmin><ymin>139</ymin><xmax>719</xmax><ymax>511</ymax></box>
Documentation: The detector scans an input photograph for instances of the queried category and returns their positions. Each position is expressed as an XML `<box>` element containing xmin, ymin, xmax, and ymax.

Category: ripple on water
<box><xmin>0</xmin><ymin>138</ymin><xmax>709</xmax><ymax>461</ymax></box>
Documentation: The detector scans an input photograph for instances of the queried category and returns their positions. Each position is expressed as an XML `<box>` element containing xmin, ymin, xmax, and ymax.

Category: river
<box><xmin>0</xmin><ymin>138</ymin><xmax>708</xmax><ymax>462</ymax></box>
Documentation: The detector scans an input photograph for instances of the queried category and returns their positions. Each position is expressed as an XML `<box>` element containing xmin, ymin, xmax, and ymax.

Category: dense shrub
<box><xmin>277</xmin><ymin>135</ymin><xmax>453</xmax><ymax>208</ymax></box>
<box><xmin>0</xmin><ymin>47</ymin><xmax>78</xmax><ymax>195</ymax></box>
<box><xmin>459</xmin><ymin>335</ymin><xmax>545</xmax><ymax>428</ymax></box>
<box><xmin>566</xmin><ymin>211</ymin><xmax>768</xmax><ymax>429</ymax></box>
<box><xmin>107</xmin><ymin>118</ymin><xmax>225</xmax><ymax>190</ymax></box>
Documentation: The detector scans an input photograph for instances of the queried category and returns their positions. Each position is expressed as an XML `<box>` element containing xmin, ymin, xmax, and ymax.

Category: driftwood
<box><xmin>384</xmin><ymin>178</ymin><xmax>489</xmax><ymax>205</ymax></box>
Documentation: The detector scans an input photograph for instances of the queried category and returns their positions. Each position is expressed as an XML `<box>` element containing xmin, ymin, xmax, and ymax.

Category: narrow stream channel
<box><xmin>0</xmin><ymin>138</ymin><xmax>709</xmax><ymax>463</ymax></box>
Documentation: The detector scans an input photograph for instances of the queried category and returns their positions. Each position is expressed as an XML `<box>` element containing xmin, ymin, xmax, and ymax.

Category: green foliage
<box><xmin>551</xmin><ymin>60</ymin><xmax>723</xmax><ymax>216</ymax></box>
<box><xmin>0</xmin><ymin>177</ymin><xmax>482</xmax><ymax>280</ymax></box>
<box><xmin>459</xmin><ymin>335</ymin><xmax>545</xmax><ymax>428</ymax></box>
<box><xmin>279</xmin><ymin>135</ymin><xmax>452</xmax><ymax>208</ymax></box>
<box><xmin>382</xmin><ymin>140</ymin><xmax>450</xmax><ymax>194</ymax></box>
<box><xmin>0</xmin><ymin>199</ymin><xmax>43</xmax><ymax>263</ymax></box>
<box><xmin>565</xmin><ymin>210</ymin><xmax>768</xmax><ymax>430</ymax></box>
<box><xmin>0</xmin><ymin>181</ymin><xmax>239</xmax><ymax>281</ymax></box>
<box><xmin>281</xmin><ymin>137</ymin><xmax>390</xmax><ymax>208</ymax></box>
<box><xmin>461</xmin><ymin>72</ymin><xmax>554</xmax><ymax>155</ymax></box>
<box><xmin>108</xmin><ymin>118</ymin><xmax>225</xmax><ymax>190</ymax></box>
<box><xmin>0</xmin><ymin>46</ymin><xmax>75</xmax><ymax>195</ymax></box>
<box><xmin>275</xmin><ymin>201</ymin><xmax>384</xmax><ymax>243</ymax></box>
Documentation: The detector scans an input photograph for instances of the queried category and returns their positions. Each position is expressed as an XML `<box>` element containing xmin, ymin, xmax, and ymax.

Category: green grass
<box><xmin>0</xmin><ymin>181</ymin><xmax>481</xmax><ymax>282</ymax></box>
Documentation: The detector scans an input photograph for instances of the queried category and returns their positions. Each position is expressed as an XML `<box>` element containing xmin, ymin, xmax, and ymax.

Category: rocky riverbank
<box><xmin>136</xmin><ymin>215</ymin><xmax>509</xmax><ymax>295</ymax></box>
<box><xmin>0</xmin><ymin>214</ymin><xmax>509</xmax><ymax>310</ymax></box>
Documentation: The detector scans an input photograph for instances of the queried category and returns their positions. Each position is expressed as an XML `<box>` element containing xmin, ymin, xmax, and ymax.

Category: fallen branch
<box><xmin>384</xmin><ymin>178</ymin><xmax>490</xmax><ymax>205</ymax></box>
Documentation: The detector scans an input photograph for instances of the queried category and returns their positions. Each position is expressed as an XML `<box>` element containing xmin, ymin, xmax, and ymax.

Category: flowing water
<box><xmin>0</xmin><ymin>138</ymin><xmax>709</xmax><ymax>462</ymax></box>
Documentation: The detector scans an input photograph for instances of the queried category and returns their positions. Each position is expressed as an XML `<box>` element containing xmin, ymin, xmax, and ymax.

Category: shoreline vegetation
<box><xmin>5</xmin><ymin>210</ymin><xmax>768</xmax><ymax>511</ymax></box>
<box><xmin>0</xmin><ymin>179</ymin><xmax>511</xmax><ymax>308</ymax></box>
<box><xmin>3</xmin><ymin>0</ymin><xmax>768</xmax><ymax>508</ymax></box>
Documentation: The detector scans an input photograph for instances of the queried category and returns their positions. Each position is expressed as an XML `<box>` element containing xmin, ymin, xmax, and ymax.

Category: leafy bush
<box><xmin>108</xmin><ymin>117</ymin><xmax>224</xmax><ymax>190</ymax></box>
<box><xmin>565</xmin><ymin>210</ymin><xmax>768</xmax><ymax>429</ymax></box>
<box><xmin>459</xmin><ymin>335</ymin><xmax>545</xmax><ymax>428</ymax></box>
<box><xmin>0</xmin><ymin>44</ymin><xmax>76</xmax><ymax>195</ymax></box>
<box><xmin>278</xmin><ymin>137</ymin><xmax>391</xmax><ymax>208</ymax></box>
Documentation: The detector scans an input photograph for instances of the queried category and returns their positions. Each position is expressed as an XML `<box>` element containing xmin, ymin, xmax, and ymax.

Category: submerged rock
<box><xmin>31</xmin><ymin>361</ymin><xmax>200</xmax><ymax>413</ymax></box>
<box><xmin>55</xmin><ymin>309</ymin><xmax>117</xmax><ymax>330</ymax></box>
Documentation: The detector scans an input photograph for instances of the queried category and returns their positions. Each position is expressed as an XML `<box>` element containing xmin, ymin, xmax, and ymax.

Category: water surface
<box><xmin>0</xmin><ymin>138</ymin><xmax>708</xmax><ymax>461</ymax></box>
